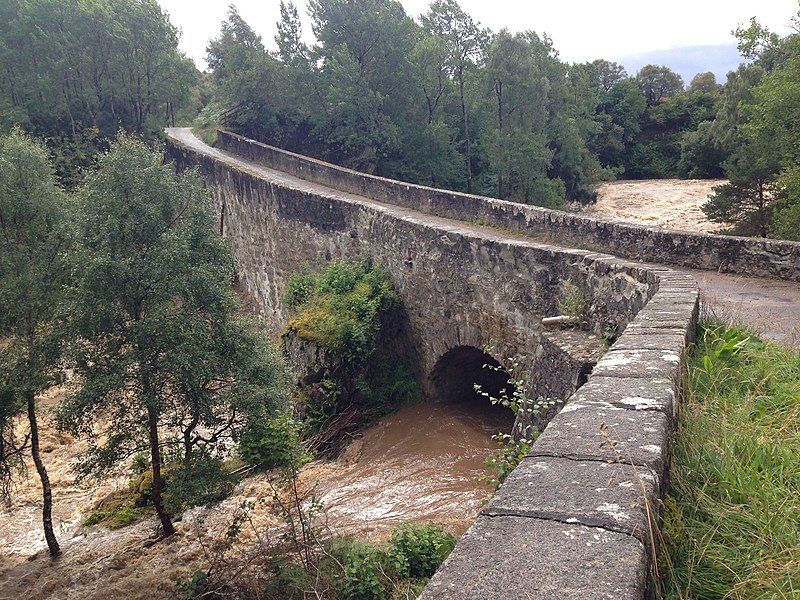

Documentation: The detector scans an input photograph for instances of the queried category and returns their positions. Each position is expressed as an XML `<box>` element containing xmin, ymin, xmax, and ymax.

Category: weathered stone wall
<box><xmin>421</xmin><ymin>270</ymin><xmax>698</xmax><ymax>599</ymax></box>
<box><xmin>166</xmin><ymin>140</ymin><xmax>652</xmax><ymax>405</ymax></box>
<box><xmin>217</xmin><ymin>130</ymin><xmax>800</xmax><ymax>282</ymax></box>
<box><xmin>165</xmin><ymin>131</ymin><xmax>699</xmax><ymax>599</ymax></box>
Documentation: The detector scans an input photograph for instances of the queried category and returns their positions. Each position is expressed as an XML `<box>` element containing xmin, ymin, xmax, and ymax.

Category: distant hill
<box><xmin>614</xmin><ymin>43</ymin><xmax>746</xmax><ymax>85</ymax></box>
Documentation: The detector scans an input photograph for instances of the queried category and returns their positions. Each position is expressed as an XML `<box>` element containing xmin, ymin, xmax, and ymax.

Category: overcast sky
<box><xmin>158</xmin><ymin>0</ymin><xmax>798</xmax><ymax>70</ymax></box>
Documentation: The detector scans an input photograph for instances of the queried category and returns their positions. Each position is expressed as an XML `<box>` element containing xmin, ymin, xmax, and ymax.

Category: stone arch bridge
<box><xmin>165</xmin><ymin>128</ymin><xmax>799</xmax><ymax>599</ymax></box>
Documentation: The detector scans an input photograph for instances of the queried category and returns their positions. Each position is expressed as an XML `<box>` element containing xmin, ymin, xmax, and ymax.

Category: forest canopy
<box><xmin>0</xmin><ymin>0</ymin><xmax>798</xmax><ymax>238</ymax></box>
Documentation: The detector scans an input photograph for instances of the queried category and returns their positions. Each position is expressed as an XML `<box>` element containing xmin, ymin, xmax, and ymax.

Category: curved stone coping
<box><xmin>216</xmin><ymin>129</ymin><xmax>800</xmax><ymax>281</ymax></box>
<box><xmin>165</xmin><ymin>130</ymin><xmax>700</xmax><ymax>599</ymax></box>
<box><xmin>421</xmin><ymin>270</ymin><xmax>698</xmax><ymax>599</ymax></box>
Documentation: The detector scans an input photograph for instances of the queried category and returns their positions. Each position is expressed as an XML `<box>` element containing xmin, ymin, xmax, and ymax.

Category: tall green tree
<box><xmin>592</xmin><ymin>59</ymin><xmax>628</xmax><ymax>91</ymax></box>
<box><xmin>0</xmin><ymin>130</ymin><xmax>69</xmax><ymax>557</ymax></box>
<box><xmin>627</xmin><ymin>66</ymin><xmax>719</xmax><ymax>179</ymax></box>
<box><xmin>421</xmin><ymin>0</ymin><xmax>487</xmax><ymax>193</ymax></box>
<box><xmin>58</xmin><ymin>135</ymin><xmax>288</xmax><ymax>537</ymax></box>
<box><xmin>701</xmin><ymin>143</ymin><xmax>781</xmax><ymax>236</ymax></box>
<box><xmin>590</xmin><ymin>77</ymin><xmax>647</xmax><ymax>174</ymax></box>
<box><xmin>207</xmin><ymin>6</ymin><xmax>293</xmax><ymax>145</ymax></box>
<box><xmin>0</xmin><ymin>0</ymin><xmax>197</xmax><ymax>184</ymax></box>
<box><xmin>275</xmin><ymin>1</ymin><xmax>308</xmax><ymax>64</ymax></box>
<box><xmin>481</xmin><ymin>29</ymin><xmax>561</xmax><ymax>205</ymax></box>
<box><xmin>741</xmin><ymin>14</ymin><xmax>800</xmax><ymax>240</ymax></box>
<box><xmin>308</xmin><ymin>0</ymin><xmax>419</xmax><ymax>173</ymax></box>
<box><xmin>387</xmin><ymin>31</ymin><xmax>465</xmax><ymax>188</ymax></box>
<box><xmin>688</xmin><ymin>72</ymin><xmax>721</xmax><ymax>94</ymax></box>
<box><xmin>551</xmin><ymin>61</ymin><xmax>611</xmax><ymax>202</ymax></box>
<box><xmin>635</xmin><ymin>64</ymin><xmax>684</xmax><ymax>106</ymax></box>
<box><xmin>702</xmin><ymin>10</ymin><xmax>800</xmax><ymax>240</ymax></box>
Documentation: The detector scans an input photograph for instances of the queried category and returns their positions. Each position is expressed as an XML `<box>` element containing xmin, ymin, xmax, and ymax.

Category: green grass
<box><xmin>659</xmin><ymin>322</ymin><xmax>800</xmax><ymax>599</ymax></box>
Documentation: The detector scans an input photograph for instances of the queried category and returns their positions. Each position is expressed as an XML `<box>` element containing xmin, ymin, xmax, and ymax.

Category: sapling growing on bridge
<box><xmin>474</xmin><ymin>354</ymin><xmax>560</xmax><ymax>488</ymax></box>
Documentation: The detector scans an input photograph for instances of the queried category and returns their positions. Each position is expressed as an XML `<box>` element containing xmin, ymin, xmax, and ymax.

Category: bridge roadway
<box><xmin>166</xmin><ymin>127</ymin><xmax>799</xmax><ymax>348</ymax></box>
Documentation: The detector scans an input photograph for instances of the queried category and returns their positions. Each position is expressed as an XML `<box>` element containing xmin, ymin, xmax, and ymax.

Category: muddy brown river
<box><xmin>0</xmin><ymin>398</ymin><xmax>512</xmax><ymax>599</ymax></box>
<box><xmin>312</xmin><ymin>399</ymin><xmax>513</xmax><ymax>538</ymax></box>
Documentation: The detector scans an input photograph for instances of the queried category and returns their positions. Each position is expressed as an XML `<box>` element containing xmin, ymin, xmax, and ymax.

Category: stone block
<box><xmin>420</xmin><ymin>515</ymin><xmax>647</xmax><ymax>599</ymax></box>
<box><xmin>567</xmin><ymin>375</ymin><xmax>678</xmax><ymax>417</ymax></box>
<box><xmin>591</xmin><ymin>348</ymin><xmax>683</xmax><ymax>381</ymax></box>
<box><xmin>530</xmin><ymin>401</ymin><xmax>672</xmax><ymax>475</ymax></box>
<box><xmin>484</xmin><ymin>456</ymin><xmax>660</xmax><ymax>542</ymax></box>
<box><xmin>611</xmin><ymin>331</ymin><xmax>687</xmax><ymax>354</ymax></box>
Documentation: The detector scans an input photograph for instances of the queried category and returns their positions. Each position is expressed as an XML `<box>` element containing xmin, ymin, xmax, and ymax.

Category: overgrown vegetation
<box><xmin>179</xmin><ymin>512</ymin><xmax>455</xmax><ymax>600</ymax></box>
<box><xmin>166</xmin><ymin>257</ymin><xmax>441</xmax><ymax>599</ymax></box>
<box><xmin>285</xmin><ymin>260</ymin><xmax>399</xmax><ymax>361</ymax></box>
<box><xmin>556</xmin><ymin>279</ymin><xmax>589</xmax><ymax>328</ymax></box>
<box><xmin>659</xmin><ymin>322</ymin><xmax>800</xmax><ymax>598</ymax></box>
<box><xmin>283</xmin><ymin>259</ymin><xmax>419</xmax><ymax>454</ymax></box>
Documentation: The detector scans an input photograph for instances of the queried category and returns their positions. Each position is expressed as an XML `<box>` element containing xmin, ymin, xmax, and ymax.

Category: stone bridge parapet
<box><xmin>166</xmin><ymin>128</ymin><xmax>702</xmax><ymax>599</ymax></box>
<box><xmin>421</xmin><ymin>269</ymin><xmax>697</xmax><ymax>599</ymax></box>
<box><xmin>216</xmin><ymin>129</ymin><xmax>800</xmax><ymax>282</ymax></box>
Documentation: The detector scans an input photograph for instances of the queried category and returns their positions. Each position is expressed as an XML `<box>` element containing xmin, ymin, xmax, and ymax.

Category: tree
<box><xmin>421</xmin><ymin>0</ymin><xmax>487</xmax><ymax>193</ymax></box>
<box><xmin>0</xmin><ymin>130</ymin><xmax>69</xmax><ymax>557</ymax></box>
<box><xmin>677</xmin><ymin>64</ymin><xmax>762</xmax><ymax>180</ymax></box>
<box><xmin>677</xmin><ymin>121</ymin><xmax>726</xmax><ymax>178</ymax></box>
<box><xmin>592</xmin><ymin>59</ymin><xmax>628</xmax><ymax>91</ymax></box>
<box><xmin>688</xmin><ymin>72</ymin><xmax>721</xmax><ymax>94</ymax></box>
<box><xmin>206</xmin><ymin>6</ymin><xmax>291</xmax><ymax>144</ymax></box>
<box><xmin>700</xmin><ymin>10</ymin><xmax>800</xmax><ymax>239</ymax></box>
<box><xmin>58</xmin><ymin>135</ymin><xmax>288</xmax><ymax>537</ymax></box>
<box><xmin>591</xmin><ymin>78</ymin><xmax>646</xmax><ymax>172</ymax></box>
<box><xmin>275</xmin><ymin>1</ymin><xmax>308</xmax><ymax>64</ymax></box>
<box><xmin>481</xmin><ymin>29</ymin><xmax>562</xmax><ymax>205</ymax></box>
<box><xmin>636</xmin><ymin>64</ymin><xmax>684</xmax><ymax>105</ymax></box>
<box><xmin>709</xmin><ymin>64</ymin><xmax>764</xmax><ymax>157</ymax></box>
<box><xmin>307</xmin><ymin>0</ymin><xmax>418</xmax><ymax>173</ymax></box>
<box><xmin>702</xmin><ymin>129</ymin><xmax>782</xmax><ymax>236</ymax></box>
<box><xmin>0</xmin><ymin>0</ymin><xmax>197</xmax><ymax>185</ymax></box>
<box><xmin>552</xmin><ymin>62</ymin><xmax>612</xmax><ymax>202</ymax></box>
<box><xmin>743</xmin><ymin>20</ymin><xmax>800</xmax><ymax>240</ymax></box>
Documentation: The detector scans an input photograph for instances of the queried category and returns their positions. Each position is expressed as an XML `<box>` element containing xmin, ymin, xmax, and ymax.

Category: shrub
<box><xmin>284</xmin><ymin>259</ymin><xmax>398</xmax><ymax>361</ymax></box>
<box><xmin>387</xmin><ymin>522</ymin><xmax>456</xmax><ymax>579</ymax></box>
<box><xmin>334</xmin><ymin>539</ymin><xmax>390</xmax><ymax>600</ymax></box>
<box><xmin>475</xmin><ymin>355</ymin><xmax>560</xmax><ymax>488</ymax></box>
<box><xmin>176</xmin><ymin>570</ymin><xmax>211</xmax><ymax>600</ymax></box>
<box><xmin>238</xmin><ymin>413</ymin><xmax>304</xmax><ymax>470</ymax></box>
<box><xmin>263</xmin><ymin>560</ymin><xmax>315</xmax><ymax>599</ymax></box>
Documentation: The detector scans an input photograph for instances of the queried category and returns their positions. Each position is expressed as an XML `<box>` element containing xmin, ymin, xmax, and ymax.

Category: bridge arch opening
<box><xmin>430</xmin><ymin>346</ymin><xmax>516</xmax><ymax>426</ymax></box>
